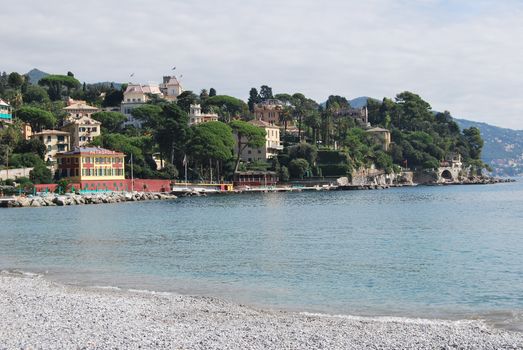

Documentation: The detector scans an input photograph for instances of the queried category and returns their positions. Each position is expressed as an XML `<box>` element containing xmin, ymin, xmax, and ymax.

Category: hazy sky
<box><xmin>2</xmin><ymin>0</ymin><xmax>522</xmax><ymax>129</ymax></box>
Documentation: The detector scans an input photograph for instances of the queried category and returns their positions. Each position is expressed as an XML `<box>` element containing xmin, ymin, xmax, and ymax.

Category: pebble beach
<box><xmin>0</xmin><ymin>273</ymin><xmax>521</xmax><ymax>350</ymax></box>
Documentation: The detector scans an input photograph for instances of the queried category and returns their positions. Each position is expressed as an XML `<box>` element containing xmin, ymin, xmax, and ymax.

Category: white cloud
<box><xmin>1</xmin><ymin>0</ymin><xmax>522</xmax><ymax>128</ymax></box>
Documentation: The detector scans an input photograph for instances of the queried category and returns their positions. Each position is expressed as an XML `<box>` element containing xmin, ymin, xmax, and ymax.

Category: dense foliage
<box><xmin>0</xmin><ymin>69</ymin><xmax>488</xmax><ymax>185</ymax></box>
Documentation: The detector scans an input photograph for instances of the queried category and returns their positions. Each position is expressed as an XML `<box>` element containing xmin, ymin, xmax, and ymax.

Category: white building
<box><xmin>188</xmin><ymin>104</ymin><xmax>219</xmax><ymax>126</ymax></box>
<box><xmin>120</xmin><ymin>84</ymin><xmax>162</xmax><ymax>128</ymax></box>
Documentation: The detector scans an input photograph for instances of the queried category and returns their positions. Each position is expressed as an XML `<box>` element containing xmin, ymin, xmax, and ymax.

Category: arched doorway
<box><xmin>441</xmin><ymin>169</ymin><xmax>453</xmax><ymax>181</ymax></box>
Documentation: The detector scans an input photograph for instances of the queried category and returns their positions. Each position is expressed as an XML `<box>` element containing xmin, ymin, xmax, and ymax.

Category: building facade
<box><xmin>61</xmin><ymin>116</ymin><xmax>101</xmax><ymax>147</ymax></box>
<box><xmin>159</xmin><ymin>75</ymin><xmax>183</xmax><ymax>101</ymax></box>
<box><xmin>254</xmin><ymin>99</ymin><xmax>284</xmax><ymax>125</ymax></box>
<box><xmin>56</xmin><ymin>147</ymin><xmax>125</xmax><ymax>182</ymax></box>
<box><xmin>0</xmin><ymin>98</ymin><xmax>12</xmax><ymax>124</ymax></box>
<box><xmin>237</xmin><ymin>120</ymin><xmax>282</xmax><ymax>163</ymax></box>
<box><xmin>121</xmin><ymin>84</ymin><xmax>163</xmax><ymax>128</ymax></box>
<box><xmin>63</xmin><ymin>99</ymin><xmax>100</xmax><ymax>119</ymax></box>
<box><xmin>188</xmin><ymin>104</ymin><xmax>219</xmax><ymax>126</ymax></box>
<box><xmin>30</xmin><ymin>130</ymin><xmax>70</xmax><ymax>162</ymax></box>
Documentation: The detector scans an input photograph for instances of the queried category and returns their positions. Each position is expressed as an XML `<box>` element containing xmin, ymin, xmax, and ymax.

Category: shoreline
<box><xmin>1</xmin><ymin>272</ymin><xmax>521</xmax><ymax>349</ymax></box>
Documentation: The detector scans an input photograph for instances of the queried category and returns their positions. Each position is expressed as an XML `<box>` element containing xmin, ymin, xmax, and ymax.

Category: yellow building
<box><xmin>56</xmin><ymin>147</ymin><xmax>125</xmax><ymax>182</ymax></box>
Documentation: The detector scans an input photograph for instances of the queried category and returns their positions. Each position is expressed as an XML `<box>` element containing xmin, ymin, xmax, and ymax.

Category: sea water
<box><xmin>1</xmin><ymin>181</ymin><xmax>522</xmax><ymax>330</ymax></box>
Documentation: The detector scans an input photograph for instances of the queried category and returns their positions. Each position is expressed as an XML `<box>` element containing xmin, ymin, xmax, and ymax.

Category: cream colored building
<box><xmin>188</xmin><ymin>104</ymin><xmax>219</xmax><ymax>126</ymax></box>
<box><xmin>160</xmin><ymin>75</ymin><xmax>183</xmax><ymax>101</ymax></box>
<box><xmin>254</xmin><ymin>99</ymin><xmax>284</xmax><ymax>125</ymax></box>
<box><xmin>30</xmin><ymin>129</ymin><xmax>70</xmax><ymax>162</ymax></box>
<box><xmin>0</xmin><ymin>98</ymin><xmax>12</xmax><ymax>124</ymax></box>
<box><xmin>61</xmin><ymin>116</ymin><xmax>101</xmax><ymax>147</ymax></box>
<box><xmin>121</xmin><ymin>83</ymin><xmax>162</xmax><ymax>128</ymax></box>
<box><xmin>63</xmin><ymin>99</ymin><xmax>100</xmax><ymax>119</ymax></box>
<box><xmin>237</xmin><ymin>120</ymin><xmax>282</xmax><ymax>162</ymax></box>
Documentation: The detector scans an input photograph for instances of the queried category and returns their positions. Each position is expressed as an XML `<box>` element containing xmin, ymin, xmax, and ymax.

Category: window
<box><xmin>92</xmin><ymin>127</ymin><xmax>97</xmax><ymax>132</ymax></box>
<box><xmin>47</xmin><ymin>136</ymin><xmax>51</xmax><ymax>143</ymax></box>
<box><xmin>66</xmin><ymin>158</ymin><xmax>70</xmax><ymax>164</ymax></box>
<box><xmin>47</xmin><ymin>145</ymin><xmax>52</xmax><ymax>151</ymax></box>
<box><xmin>248</xmin><ymin>150</ymin><xmax>251</xmax><ymax>154</ymax></box>
<box><xmin>58</xmin><ymin>136</ymin><xmax>64</xmax><ymax>142</ymax></box>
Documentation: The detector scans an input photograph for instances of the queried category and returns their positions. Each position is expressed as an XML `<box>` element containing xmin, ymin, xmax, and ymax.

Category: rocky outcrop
<box><xmin>337</xmin><ymin>169</ymin><xmax>414</xmax><ymax>190</ymax></box>
<box><xmin>4</xmin><ymin>192</ymin><xmax>177</xmax><ymax>208</ymax></box>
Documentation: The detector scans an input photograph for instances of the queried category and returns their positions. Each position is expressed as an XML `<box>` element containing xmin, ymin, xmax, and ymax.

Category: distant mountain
<box><xmin>26</xmin><ymin>68</ymin><xmax>49</xmax><ymax>84</ymax></box>
<box><xmin>455</xmin><ymin>119</ymin><xmax>523</xmax><ymax>177</ymax></box>
<box><xmin>349</xmin><ymin>96</ymin><xmax>377</xmax><ymax>109</ymax></box>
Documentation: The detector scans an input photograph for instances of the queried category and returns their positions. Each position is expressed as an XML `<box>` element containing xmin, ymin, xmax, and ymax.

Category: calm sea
<box><xmin>1</xmin><ymin>181</ymin><xmax>522</xmax><ymax>330</ymax></box>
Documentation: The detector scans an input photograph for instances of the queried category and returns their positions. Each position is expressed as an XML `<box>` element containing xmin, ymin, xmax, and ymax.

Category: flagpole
<box><xmin>184</xmin><ymin>154</ymin><xmax>188</xmax><ymax>186</ymax></box>
<box><xmin>130</xmin><ymin>153</ymin><xmax>134</xmax><ymax>192</ymax></box>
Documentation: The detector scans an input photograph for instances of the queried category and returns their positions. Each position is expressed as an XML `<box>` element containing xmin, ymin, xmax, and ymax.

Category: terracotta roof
<box><xmin>59</xmin><ymin>147</ymin><xmax>124</xmax><ymax>156</ymax></box>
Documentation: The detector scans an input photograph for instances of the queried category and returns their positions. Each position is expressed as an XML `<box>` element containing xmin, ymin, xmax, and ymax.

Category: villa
<box><xmin>30</xmin><ymin>130</ymin><xmax>70</xmax><ymax>162</ymax></box>
<box><xmin>237</xmin><ymin>120</ymin><xmax>282</xmax><ymax>163</ymax></box>
<box><xmin>159</xmin><ymin>75</ymin><xmax>183</xmax><ymax>101</ymax></box>
<box><xmin>63</xmin><ymin>98</ymin><xmax>100</xmax><ymax>119</ymax></box>
<box><xmin>0</xmin><ymin>99</ymin><xmax>12</xmax><ymax>124</ymax></box>
<box><xmin>121</xmin><ymin>83</ymin><xmax>162</xmax><ymax>128</ymax></box>
<box><xmin>254</xmin><ymin>99</ymin><xmax>284</xmax><ymax>125</ymax></box>
<box><xmin>188</xmin><ymin>104</ymin><xmax>219</xmax><ymax>126</ymax></box>
<box><xmin>61</xmin><ymin>116</ymin><xmax>101</xmax><ymax>147</ymax></box>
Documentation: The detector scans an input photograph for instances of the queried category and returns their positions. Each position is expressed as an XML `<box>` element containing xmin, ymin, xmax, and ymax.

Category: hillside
<box><xmin>455</xmin><ymin>119</ymin><xmax>523</xmax><ymax>176</ymax></box>
<box><xmin>348</xmin><ymin>96</ymin><xmax>522</xmax><ymax>176</ymax></box>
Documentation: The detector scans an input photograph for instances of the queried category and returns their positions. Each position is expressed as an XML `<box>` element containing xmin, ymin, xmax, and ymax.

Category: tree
<box><xmin>16</xmin><ymin>106</ymin><xmax>56</xmax><ymax>132</ymax></box>
<box><xmin>8</xmin><ymin>72</ymin><xmax>24</xmax><ymax>90</ymax></box>
<box><xmin>204</xmin><ymin>95</ymin><xmax>248</xmax><ymax>122</ymax></box>
<box><xmin>259</xmin><ymin>85</ymin><xmax>273</xmax><ymax>101</ymax></box>
<box><xmin>189</xmin><ymin>122</ymin><xmax>235</xmax><ymax>162</ymax></box>
<box><xmin>188</xmin><ymin>121</ymin><xmax>235</xmax><ymax>180</ymax></box>
<box><xmin>102</xmin><ymin>88</ymin><xmax>124</xmax><ymax>107</ymax></box>
<box><xmin>462</xmin><ymin>127</ymin><xmax>484</xmax><ymax>160</ymax></box>
<box><xmin>91</xmin><ymin>111</ymin><xmax>127</xmax><ymax>133</ymax></box>
<box><xmin>176</xmin><ymin>90</ymin><xmax>199</xmax><ymax>113</ymax></box>
<box><xmin>248</xmin><ymin>87</ymin><xmax>260</xmax><ymax>112</ymax></box>
<box><xmin>209</xmin><ymin>88</ymin><xmax>217</xmax><ymax>97</ymax></box>
<box><xmin>14</xmin><ymin>138</ymin><xmax>46</xmax><ymax>160</ymax></box>
<box><xmin>29</xmin><ymin>164</ymin><xmax>53</xmax><ymax>184</ymax></box>
<box><xmin>288</xmin><ymin>143</ymin><xmax>317</xmax><ymax>165</ymax></box>
<box><xmin>229</xmin><ymin>120</ymin><xmax>266</xmax><ymax>172</ymax></box>
<box><xmin>131</xmin><ymin>104</ymin><xmax>163</xmax><ymax>128</ymax></box>
<box><xmin>38</xmin><ymin>74</ymin><xmax>81</xmax><ymax>100</ymax></box>
<box><xmin>289</xmin><ymin>158</ymin><xmax>309</xmax><ymax>179</ymax></box>
<box><xmin>23</xmin><ymin>85</ymin><xmax>50</xmax><ymax>104</ymax></box>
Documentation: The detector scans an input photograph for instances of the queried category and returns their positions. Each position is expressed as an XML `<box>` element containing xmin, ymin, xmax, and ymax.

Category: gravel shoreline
<box><xmin>0</xmin><ymin>274</ymin><xmax>522</xmax><ymax>349</ymax></box>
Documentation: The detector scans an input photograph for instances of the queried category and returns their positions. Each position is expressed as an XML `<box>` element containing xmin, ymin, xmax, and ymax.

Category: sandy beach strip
<box><xmin>0</xmin><ymin>273</ymin><xmax>521</xmax><ymax>349</ymax></box>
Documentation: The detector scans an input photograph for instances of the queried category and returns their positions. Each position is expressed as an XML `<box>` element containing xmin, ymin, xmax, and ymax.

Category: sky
<box><xmin>1</xmin><ymin>0</ymin><xmax>522</xmax><ymax>129</ymax></box>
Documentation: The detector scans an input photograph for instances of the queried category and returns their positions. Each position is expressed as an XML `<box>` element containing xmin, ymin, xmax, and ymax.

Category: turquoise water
<box><xmin>1</xmin><ymin>182</ymin><xmax>523</xmax><ymax>329</ymax></box>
